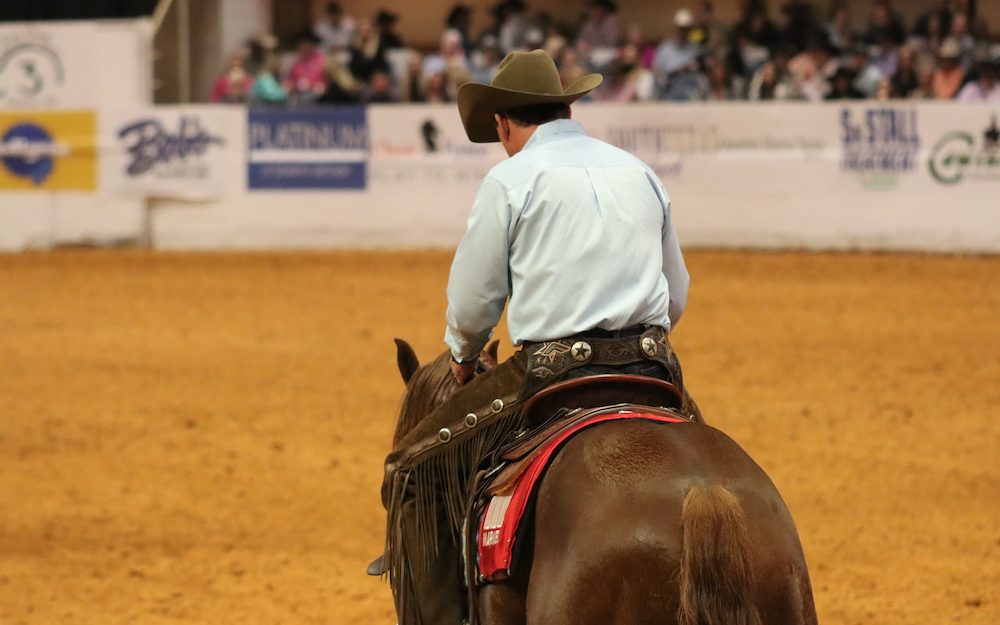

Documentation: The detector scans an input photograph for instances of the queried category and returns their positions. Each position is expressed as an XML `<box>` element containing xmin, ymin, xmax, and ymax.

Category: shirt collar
<box><xmin>523</xmin><ymin>119</ymin><xmax>586</xmax><ymax>151</ymax></box>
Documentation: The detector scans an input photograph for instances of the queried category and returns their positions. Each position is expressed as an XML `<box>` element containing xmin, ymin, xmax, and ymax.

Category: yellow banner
<box><xmin>0</xmin><ymin>111</ymin><xmax>96</xmax><ymax>191</ymax></box>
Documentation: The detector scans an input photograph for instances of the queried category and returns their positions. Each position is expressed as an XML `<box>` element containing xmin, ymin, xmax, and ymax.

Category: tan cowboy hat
<box><xmin>457</xmin><ymin>49</ymin><xmax>602</xmax><ymax>143</ymax></box>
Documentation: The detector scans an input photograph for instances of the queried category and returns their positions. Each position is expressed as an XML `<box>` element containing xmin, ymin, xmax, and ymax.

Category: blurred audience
<box><xmin>212</xmin><ymin>1</ymin><xmax>999</xmax><ymax>108</ymax></box>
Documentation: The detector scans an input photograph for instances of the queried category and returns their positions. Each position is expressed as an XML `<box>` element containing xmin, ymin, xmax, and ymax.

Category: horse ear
<box><xmin>486</xmin><ymin>340</ymin><xmax>500</xmax><ymax>363</ymax></box>
<box><xmin>394</xmin><ymin>338</ymin><xmax>420</xmax><ymax>383</ymax></box>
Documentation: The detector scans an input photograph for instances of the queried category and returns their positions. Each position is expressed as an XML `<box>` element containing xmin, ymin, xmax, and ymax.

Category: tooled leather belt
<box><xmin>522</xmin><ymin>325</ymin><xmax>678</xmax><ymax>387</ymax></box>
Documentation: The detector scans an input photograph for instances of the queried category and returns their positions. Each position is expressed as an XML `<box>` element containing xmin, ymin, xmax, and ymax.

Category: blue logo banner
<box><xmin>247</xmin><ymin>107</ymin><xmax>368</xmax><ymax>190</ymax></box>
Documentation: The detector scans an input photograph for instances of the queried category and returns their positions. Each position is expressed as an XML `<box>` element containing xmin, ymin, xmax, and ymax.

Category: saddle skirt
<box><xmin>473</xmin><ymin>407</ymin><xmax>689</xmax><ymax>583</ymax></box>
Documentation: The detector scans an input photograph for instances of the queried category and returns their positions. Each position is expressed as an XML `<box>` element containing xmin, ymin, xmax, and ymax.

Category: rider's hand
<box><xmin>450</xmin><ymin>358</ymin><xmax>477</xmax><ymax>386</ymax></box>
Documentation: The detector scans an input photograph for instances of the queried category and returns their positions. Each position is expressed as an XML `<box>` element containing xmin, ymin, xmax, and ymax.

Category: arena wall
<box><xmin>150</xmin><ymin>101</ymin><xmax>1000</xmax><ymax>253</ymax></box>
<box><xmin>0</xmin><ymin>20</ymin><xmax>151</xmax><ymax>249</ymax></box>
<box><xmin>2</xmin><ymin>98</ymin><xmax>999</xmax><ymax>253</ymax></box>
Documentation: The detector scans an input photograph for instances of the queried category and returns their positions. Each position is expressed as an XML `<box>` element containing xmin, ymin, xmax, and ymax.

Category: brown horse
<box><xmin>390</xmin><ymin>339</ymin><xmax>817</xmax><ymax>625</ymax></box>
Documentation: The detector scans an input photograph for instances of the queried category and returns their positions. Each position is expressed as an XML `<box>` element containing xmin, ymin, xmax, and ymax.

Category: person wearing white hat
<box><xmin>652</xmin><ymin>8</ymin><xmax>703</xmax><ymax>99</ymax></box>
<box><xmin>932</xmin><ymin>37</ymin><xmax>966</xmax><ymax>99</ymax></box>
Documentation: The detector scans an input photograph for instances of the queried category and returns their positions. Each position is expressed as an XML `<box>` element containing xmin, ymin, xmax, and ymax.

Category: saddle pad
<box><xmin>477</xmin><ymin>410</ymin><xmax>687</xmax><ymax>582</ymax></box>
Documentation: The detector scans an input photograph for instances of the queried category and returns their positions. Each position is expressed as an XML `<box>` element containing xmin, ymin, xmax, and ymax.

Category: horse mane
<box><xmin>392</xmin><ymin>350</ymin><xmax>460</xmax><ymax>447</ymax></box>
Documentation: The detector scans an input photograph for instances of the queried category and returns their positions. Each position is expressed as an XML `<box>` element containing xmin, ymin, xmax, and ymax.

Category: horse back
<box><xmin>521</xmin><ymin>419</ymin><xmax>814</xmax><ymax>625</ymax></box>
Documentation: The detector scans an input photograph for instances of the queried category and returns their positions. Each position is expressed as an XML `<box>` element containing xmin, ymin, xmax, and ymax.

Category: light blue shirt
<box><xmin>445</xmin><ymin>119</ymin><xmax>689</xmax><ymax>362</ymax></box>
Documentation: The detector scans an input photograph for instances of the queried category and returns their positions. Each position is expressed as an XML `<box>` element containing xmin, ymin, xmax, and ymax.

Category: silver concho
<box><xmin>438</xmin><ymin>428</ymin><xmax>452</xmax><ymax>442</ymax></box>
<box><xmin>465</xmin><ymin>413</ymin><xmax>478</xmax><ymax>427</ymax></box>
<box><xmin>641</xmin><ymin>336</ymin><xmax>658</xmax><ymax>357</ymax></box>
<box><xmin>491</xmin><ymin>399</ymin><xmax>504</xmax><ymax>412</ymax></box>
<box><xmin>571</xmin><ymin>340</ymin><xmax>592</xmax><ymax>362</ymax></box>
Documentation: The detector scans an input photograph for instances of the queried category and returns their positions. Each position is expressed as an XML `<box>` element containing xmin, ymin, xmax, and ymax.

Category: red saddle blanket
<box><xmin>477</xmin><ymin>410</ymin><xmax>687</xmax><ymax>582</ymax></box>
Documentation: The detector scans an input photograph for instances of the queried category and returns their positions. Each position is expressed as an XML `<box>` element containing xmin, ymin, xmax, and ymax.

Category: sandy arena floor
<box><xmin>0</xmin><ymin>249</ymin><xmax>997</xmax><ymax>625</ymax></box>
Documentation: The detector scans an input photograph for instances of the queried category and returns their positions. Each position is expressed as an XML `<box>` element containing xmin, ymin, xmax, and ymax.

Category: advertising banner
<box><xmin>922</xmin><ymin>108</ymin><xmax>1000</xmax><ymax>187</ymax></box>
<box><xmin>368</xmin><ymin>104</ymin><xmax>504</xmax><ymax>187</ymax></box>
<box><xmin>0</xmin><ymin>111</ymin><xmax>96</xmax><ymax>191</ymax></box>
<box><xmin>101</xmin><ymin>107</ymin><xmax>239</xmax><ymax>199</ymax></box>
<box><xmin>0</xmin><ymin>23</ymin><xmax>97</xmax><ymax>109</ymax></box>
<box><xmin>247</xmin><ymin>107</ymin><xmax>367</xmax><ymax>190</ymax></box>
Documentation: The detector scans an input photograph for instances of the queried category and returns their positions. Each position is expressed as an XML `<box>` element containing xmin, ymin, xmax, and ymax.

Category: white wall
<box><xmin>147</xmin><ymin>102</ymin><xmax>1000</xmax><ymax>254</ymax></box>
<box><xmin>0</xmin><ymin>20</ymin><xmax>151</xmax><ymax>250</ymax></box>
<box><xmin>3</xmin><ymin>99</ymin><xmax>998</xmax><ymax>253</ymax></box>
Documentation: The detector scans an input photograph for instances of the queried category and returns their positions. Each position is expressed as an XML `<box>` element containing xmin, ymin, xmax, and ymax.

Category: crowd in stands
<box><xmin>211</xmin><ymin>0</ymin><xmax>1000</xmax><ymax>105</ymax></box>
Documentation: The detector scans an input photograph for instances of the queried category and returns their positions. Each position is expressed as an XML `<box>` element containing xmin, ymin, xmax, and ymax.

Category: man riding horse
<box><xmin>378</xmin><ymin>50</ymin><xmax>699</xmax><ymax>625</ymax></box>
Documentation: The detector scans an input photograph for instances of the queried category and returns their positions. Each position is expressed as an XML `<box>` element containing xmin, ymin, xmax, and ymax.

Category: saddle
<box><xmin>463</xmin><ymin>375</ymin><xmax>690</xmax><ymax>595</ymax></box>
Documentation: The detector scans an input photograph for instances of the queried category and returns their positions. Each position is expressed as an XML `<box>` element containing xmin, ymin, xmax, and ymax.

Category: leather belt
<box><xmin>523</xmin><ymin>325</ymin><xmax>678</xmax><ymax>386</ymax></box>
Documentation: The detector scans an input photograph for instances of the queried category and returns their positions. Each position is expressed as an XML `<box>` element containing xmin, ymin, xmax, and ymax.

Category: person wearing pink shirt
<box><xmin>285</xmin><ymin>33</ymin><xmax>329</xmax><ymax>102</ymax></box>
<box><xmin>210</xmin><ymin>53</ymin><xmax>253</xmax><ymax>103</ymax></box>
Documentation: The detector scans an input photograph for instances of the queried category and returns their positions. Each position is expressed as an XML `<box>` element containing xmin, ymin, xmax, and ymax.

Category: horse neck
<box><xmin>392</xmin><ymin>352</ymin><xmax>458</xmax><ymax>448</ymax></box>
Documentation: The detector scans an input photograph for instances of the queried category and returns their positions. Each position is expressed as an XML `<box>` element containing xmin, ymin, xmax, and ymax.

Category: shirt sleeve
<box><xmin>651</xmin><ymin>176</ymin><xmax>689</xmax><ymax>330</ymax></box>
<box><xmin>444</xmin><ymin>176</ymin><xmax>512</xmax><ymax>362</ymax></box>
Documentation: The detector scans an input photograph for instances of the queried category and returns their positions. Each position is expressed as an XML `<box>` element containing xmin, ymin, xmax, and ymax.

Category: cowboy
<box><xmin>380</xmin><ymin>50</ymin><xmax>695</xmax><ymax>625</ymax></box>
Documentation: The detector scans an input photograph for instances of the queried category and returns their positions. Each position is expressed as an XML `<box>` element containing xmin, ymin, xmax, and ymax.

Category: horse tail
<box><xmin>677</xmin><ymin>484</ymin><xmax>763</xmax><ymax>625</ymax></box>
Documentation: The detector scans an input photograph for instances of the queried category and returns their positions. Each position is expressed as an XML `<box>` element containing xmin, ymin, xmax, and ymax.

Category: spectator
<box><xmin>543</xmin><ymin>32</ymin><xmax>568</xmax><ymax>62</ymax></box>
<box><xmin>825</xmin><ymin>66</ymin><xmax>865</xmax><ymax>99</ymax></box>
<box><xmin>576</xmin><ymin>0</ymin><xmax>620</xmax><ymax>50</ymax></box>
<box><xmin>245</xmin><ymin>35</ymin><xmax>276</xmax><ymax>75</ymax></box>
<box><xmin>825</xmin><ymin>0</ymin><xmax>855</xmax><ymax>50</ymax></box>
<box><xmin>689</xmin><ymin>0</ymin><xmax>720</xmax><ymax>50</ymax></box>
<box><xmin>594</xmin><ymin>58</ymin><xmax>639</xmax><ymax>101</ymax></box>
<box><xmin>495</xmin><ymin>0</ymin><xmax>530</xmax><ymax>54</ymax></box>
<box><xmin>957</xmin><ymin>61</ymin><xmax>1000</xmax><ymax>102</ymax></box>
<box><xmin>911</xmin><ymin>63</ymin><xmax>937</xmax><ymax>99</ymax></box>
<box><xmin>251</xmin><ymin>55</ymin><xmax>288</xmax><ymax>104</ymax></box>
<box><xmin>790</xmin><ymin>39</ymin><xmax>838</xmax><ymax>101</ymax></box>
<box><xmin>748</xmin><ymin>46</ymin><xmax>802</xmax><ymax>100</ymax></box>
<box><xmin>403</xmin><ymin>51</ymin><xmax>427</xmax><ymax>102</ymax></box>
<box><xmin>285</xmin><ymin>32</ymin><xmax>328</xmax><ymax>103</ymax></box>
<box><xmin>317</xmin><ymin>56</ymin><xmax>361</xmax><ymax>104</ymax></box>
<box><xmin>423</xmin><ymin>71</ymin><xmax>451</xmax><ymax>103</ymax></box>
<box><xmin>948</xmin><ymin>12</ymin><xmax>977</xmax><ymax>68</ymax></box>
<box><xmin>620</xmin><ymin>44</ymin><xmax>656</xmax><ymax>100</ymax></box>
<box><xmin>931</xmin><ymin>37</ymin><xmax>966</xmax><ymax>98</ymax></box>
<box><xmin>734</xmin><ymin>0</ymin><xmax>780</xmax><ymax>49</ymax></box>
<box><xmin>623</xmin><ymin>24</ymin><xmax>657</xmax><ymax>69</ymax></box>
<box><xmin>870</xmin><ymin>34</ymin><xmax>900</xmax><ymax>79</ymax></box>
<box><xmin>348</xmin><ymin>19</ymin><xmax>390</xmax><ymax>83</ymax></box>
<box><xmin>423</xmin><ymin>29</ymin><xmax>472</xmax><ymax>96</ymax></box>
<box><xmin>891</xmin><ymin>44</ymin><xmax>923</xmax><ymax>98</ymax></box>
<box><xmin>844</xmin><ymin>44</ymin><xmax>883</xmax><ymax>98</ymax></box>
<box><xmin>703</xmin><ymin>54</ymin><xmax>735</xmax><ymax>99</ymax></box>
<box><xmin>314</xmin><ymin>2</ymin><xmax>356</xmax><ymax>53</ymax></box>
<box><xmin>724</xmin><ymin>24</ymin><xmax>769</xmax><ymax>97</ymax></box>
<box><xmin>747</xmin><ymin>46</ymin><xmax>802</xmax><ymax>100</ymax></box>
<box><xmin>445</xmin><ymin>3</ymin><xmax>474</xmax><ymax>54</ymax></box>
<box><xmin>653</xmin><ymin>8</ymin><xmax>702</xmax><ymax>96</ymax></box>
<box><xmin>210</xmin><ymin>52</ymin><xmax>252</xmax><ymax>103</ymax></box>
<box><xmin>557</xmin><ymin>46</ymin><xmax>591</xmax><ymax>89</ymax></box>
<box><xmin>470</xmin><ymin>37</ymin><xmax>502</xmax><ymax>83</ymax></box>
<box><xmin>366</xmin><ymin>71</ymin><xmax>397</xmax><ymax>103</ymax></box>
<box><xmin>865</xmin><ymin>0</ymin><xmax>906</xmax><ymax>46</ymax></box>
<box><xmin>914</xmin><ymin>0</ymin><xmax>953</xmax><ymax>41</ymax></box>
<box><xmin>776</xmin><ymin>1</ymin><xmax>823</xmax><ymax>53</ymax></box>
<box><xmin>375</xmin><ymin>10</ymin><xmax>404</xmax><ymax>51</ymax></box>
